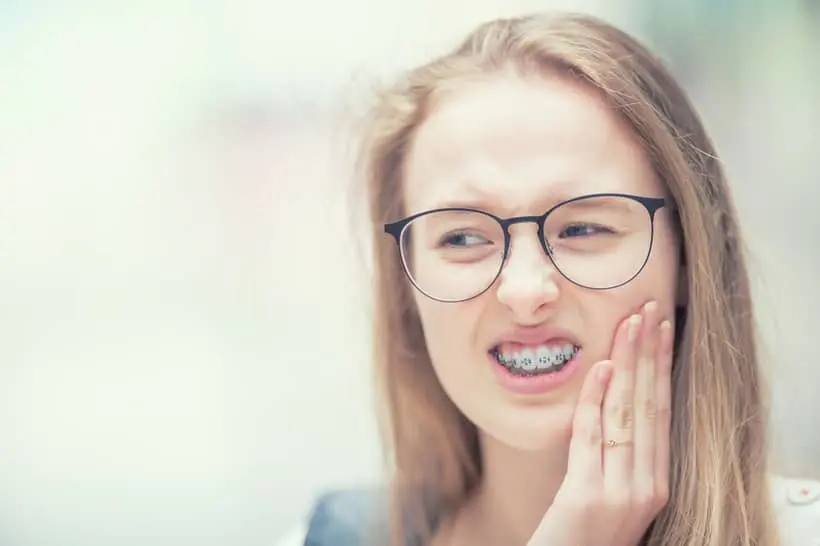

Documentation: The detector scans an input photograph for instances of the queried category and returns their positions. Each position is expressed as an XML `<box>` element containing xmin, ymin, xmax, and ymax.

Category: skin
<box><xmin>402</xmin><ymin>73</ymin><xmax>684</xmax><ymax>545</ymax></box>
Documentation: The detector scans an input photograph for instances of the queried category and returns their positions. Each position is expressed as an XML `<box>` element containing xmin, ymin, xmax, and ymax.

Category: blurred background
<box><xmin>0</xmin><ymin>1</ymin><xmax>817</xmax><ymax>545</ymax></box>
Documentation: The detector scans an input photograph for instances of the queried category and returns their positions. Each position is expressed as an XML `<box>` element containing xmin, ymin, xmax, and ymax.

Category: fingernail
<box><xmin>660</xmin><ymin>320</ymin><xmax>673</xmax><ymax>353</ymax></box>
<box><xmin>644</xmin><ymin>301</ymin><xmax>657</xmax><ymax>314</ymax></box>
<box><xmin>628</xmin><ymin>315</ymin><xmax>642</xmax><ymax>342</ymax></box>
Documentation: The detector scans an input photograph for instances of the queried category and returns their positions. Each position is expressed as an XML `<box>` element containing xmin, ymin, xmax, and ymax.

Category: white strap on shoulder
<box><xmin>770</xmin><ymin>474</ymin><xmax>820</xmax><ymax>545</ymax></box>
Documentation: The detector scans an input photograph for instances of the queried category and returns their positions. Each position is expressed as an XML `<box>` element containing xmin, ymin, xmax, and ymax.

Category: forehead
<box><xmin>403</xmin><ymin>73</ymin><xmax>662</xmax><ymax>215</ymax></box>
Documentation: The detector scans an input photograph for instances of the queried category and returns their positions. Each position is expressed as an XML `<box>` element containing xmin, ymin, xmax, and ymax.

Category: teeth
<box><xmin>520</xmin><ymin>349</ymin><xmax>537</xmax><ymax>371</ymax></box>
<box><xmin>495</xmin><ymin>344</ymin><xmax>579</xmax><ymax>374</ymax></box>
<box><xmin>536</xmin><ymin>347</ymin><xmax>551</xmax><ymax>370</ymax></box>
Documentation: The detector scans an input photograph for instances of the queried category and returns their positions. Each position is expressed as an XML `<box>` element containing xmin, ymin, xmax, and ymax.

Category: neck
<box><xmin>457</xmin><ymin>433</ymin><xmax>570</xmax><ymax>545</ymax></box>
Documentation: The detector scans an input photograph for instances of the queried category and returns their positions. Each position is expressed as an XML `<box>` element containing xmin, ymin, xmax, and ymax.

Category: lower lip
<box><xmin>489</xmin><ymin>351</ymin><xmax>583</xmax><ymax>396</ymax></box>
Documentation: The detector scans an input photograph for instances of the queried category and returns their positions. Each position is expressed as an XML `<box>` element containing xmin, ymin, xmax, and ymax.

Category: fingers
<box><xmin>622</xmin><ymin>302</ymin><xmax>673</xmax><ymax>521</ymax></box>
<box><xmin>566</xmin><ymin>360</ymin><xmax>613</xmax><ymax>481</ymax></box>
<box><xmin>551</xmin><ymin>306</ymin><xmax>673</xmax><ymax>546</ymax></box>
<box><xmin>633</xmin><ymin>302</ymin><xmax>659</xmax><ymax>490</ymax></box>
<box><xmin>654</xmin><ymin>319</ymin><xmax>674</xmax><ymax>503</ymax></box>
<box><xmin>557</xmin><ymin>303</ymin><xmax>673</xmax><ymax>546</ymax></box>
<box><xmin>602</xmin><ymin>313</ymin><xmax>640</xmax><ymax>491</ymax></box>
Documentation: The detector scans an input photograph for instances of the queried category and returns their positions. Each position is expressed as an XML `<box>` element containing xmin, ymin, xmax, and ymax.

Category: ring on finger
<box><xmin>605</xmin><ymin>439</ymin><xmax>635</xmax><ymax>448</ymax></box>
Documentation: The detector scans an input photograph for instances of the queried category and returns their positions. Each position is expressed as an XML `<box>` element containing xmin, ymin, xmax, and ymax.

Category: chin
<box><xmin>478</xmin><ymin>403</ymin><xmax>576</xmax><ymax>452</ymax></box>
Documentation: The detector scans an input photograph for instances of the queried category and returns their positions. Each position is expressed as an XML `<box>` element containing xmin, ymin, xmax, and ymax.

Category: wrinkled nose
<box><xmin>495</xmin><ymin>231</ymin><xmax>560</xmax><ymax>322</ymax></box>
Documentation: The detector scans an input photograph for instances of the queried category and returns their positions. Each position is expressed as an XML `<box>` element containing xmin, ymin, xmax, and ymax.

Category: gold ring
<box><xmin>605</xmin><ymin>439</ymin><xmax>633</xmax><ymax>448</ymax></box>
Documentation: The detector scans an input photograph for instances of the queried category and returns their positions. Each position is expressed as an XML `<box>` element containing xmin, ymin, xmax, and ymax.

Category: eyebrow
<box><xmin>425</xmin><ymin>183</ymin><xmax>579</xmax><ymax>214</ymax></box>
<box><xmin>425</xmin><ymin>192</ymin><xmax>644</xmax><ymax>219</ymax></box>
<box><xmin>559</xmin><ymin>196</ymin><xmax>636</xmax><ymax>214</ymax></box>
<box><xmin>432</xmin><ymin>195</ymin><xmax>500</xmax><ymax>211</ymax></box>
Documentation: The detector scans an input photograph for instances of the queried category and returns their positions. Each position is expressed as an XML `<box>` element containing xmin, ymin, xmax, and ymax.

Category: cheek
<box><xmin>611</xmin><ymin>233</ymin><xmax>681</xmax><ymax>318</ymax></box>
<box><xmin>579</xmin><ymin>234</ymin><xmax>680</xmax><ymax>350</ymax></box>
<box><xmin>645</xmin><ymin>228</ymin><xmax>681</xmax><ymax>307</ymax></box>
<box><xmin>414</xmin><ymin>296</ymin><xmax>481</xmax><ymax>368</ymax></box>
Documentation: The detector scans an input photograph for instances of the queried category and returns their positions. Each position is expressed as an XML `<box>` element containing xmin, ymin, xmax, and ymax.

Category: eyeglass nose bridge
<box><xmin>497</xmin><ymin>212</ymin><xmax>555</xmax><ymax>261</ymax></box>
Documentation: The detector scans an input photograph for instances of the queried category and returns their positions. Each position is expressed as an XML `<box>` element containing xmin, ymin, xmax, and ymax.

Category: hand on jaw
<box><xmin>527</xmin><ymin>301</ymin><xmax>673</xmax><ymax>546</ymax></box>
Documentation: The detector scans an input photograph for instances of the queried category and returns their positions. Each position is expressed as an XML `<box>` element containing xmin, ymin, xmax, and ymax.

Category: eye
<box><xmin>559</xmin><ymin>224</ymin><xmax>612</xmax><ymax>238</ymax></box>
<box><xmin>441</xmin><ymin>232</ymin><xmax>491</xmax><ymax>247</ymax></box>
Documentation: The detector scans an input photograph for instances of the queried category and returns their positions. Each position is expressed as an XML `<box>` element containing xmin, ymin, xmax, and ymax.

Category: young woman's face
<box><xmin>401</xmin><ymin>73</ymin><xmax>682</xmax><ymax>450</ymax></box>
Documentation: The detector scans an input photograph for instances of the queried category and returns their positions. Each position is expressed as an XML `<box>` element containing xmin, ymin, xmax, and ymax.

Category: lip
<box><xmin>489</xmin><ymin>325</ymin><xmax>581</xmax><ymax>350</ymax></box>
<box><xmin>487</xmin><ymin>325</ymin><xmax>583</xmax><ymax>396</ymax></box>
<box><xmin>488</xmin><ymin>348</ymin><xmax>583</xmax><ymax>396</ymax></box>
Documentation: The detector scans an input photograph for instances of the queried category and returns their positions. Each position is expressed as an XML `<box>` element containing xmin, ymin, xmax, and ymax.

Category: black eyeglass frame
<box><xmin>383</xmin><ymin>192</ymin><xmax>669</xmax><ymax>303</ymax></box>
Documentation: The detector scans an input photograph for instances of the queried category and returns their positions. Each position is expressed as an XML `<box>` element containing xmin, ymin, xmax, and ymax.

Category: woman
<box><xmin>285</xmin><ymin>12</ymin><xmax>820</xmax><ymax>546</ymax></box>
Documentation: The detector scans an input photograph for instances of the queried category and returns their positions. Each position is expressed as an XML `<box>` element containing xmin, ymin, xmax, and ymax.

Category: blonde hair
<box><xmin>357</xmin><ymin>12</ymin><xmax>778</xmax><ymax>546</ymax></box>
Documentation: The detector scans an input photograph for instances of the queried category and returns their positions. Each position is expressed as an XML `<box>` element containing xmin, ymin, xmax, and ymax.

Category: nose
<box><xmin>495</xmin><ymin>230</ymin><xmax>560</xmax><ymax>322</ymax></box>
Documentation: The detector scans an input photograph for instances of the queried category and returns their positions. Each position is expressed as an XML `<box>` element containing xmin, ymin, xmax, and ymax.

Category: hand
<box><xmin>527</xmin><ymin>301</ymin><xmax>674</xmax><ymax>546</ymax></box>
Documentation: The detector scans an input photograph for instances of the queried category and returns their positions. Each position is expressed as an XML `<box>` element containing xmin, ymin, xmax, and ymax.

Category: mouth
<box><xmin>490</xmin><ymin>342</ymin><xmax>581</xmax><ymax>377</ymax></box>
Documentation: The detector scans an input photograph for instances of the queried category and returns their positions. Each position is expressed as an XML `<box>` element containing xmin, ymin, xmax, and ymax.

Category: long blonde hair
<box><xmin>357</xmin><ymin>12</ymin><xmax>778</xmax><ymax>546</ymax></box>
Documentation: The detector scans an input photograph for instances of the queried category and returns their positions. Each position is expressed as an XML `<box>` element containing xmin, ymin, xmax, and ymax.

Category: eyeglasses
<box><xmin>384</xmin><ymin>193</ymin><xmax>668</xmax><ymax>303</ymax></box>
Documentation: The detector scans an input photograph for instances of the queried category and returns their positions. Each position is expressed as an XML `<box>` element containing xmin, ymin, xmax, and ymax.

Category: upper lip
<box><xmin>490</xmin><ymin>325</ymin><xmax>581</xmax><ymax>350</ymax></box>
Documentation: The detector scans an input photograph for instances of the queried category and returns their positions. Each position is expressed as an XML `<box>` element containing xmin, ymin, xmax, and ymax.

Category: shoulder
<box><xmin>769</xmin><ymin>474</ymin><xmax>820</xmax><ymax>545</ymax></box>
<box><xmin>301</xmin><ymin>488</ymin><xmax>389</xmax><ymax>546</ymax></box>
